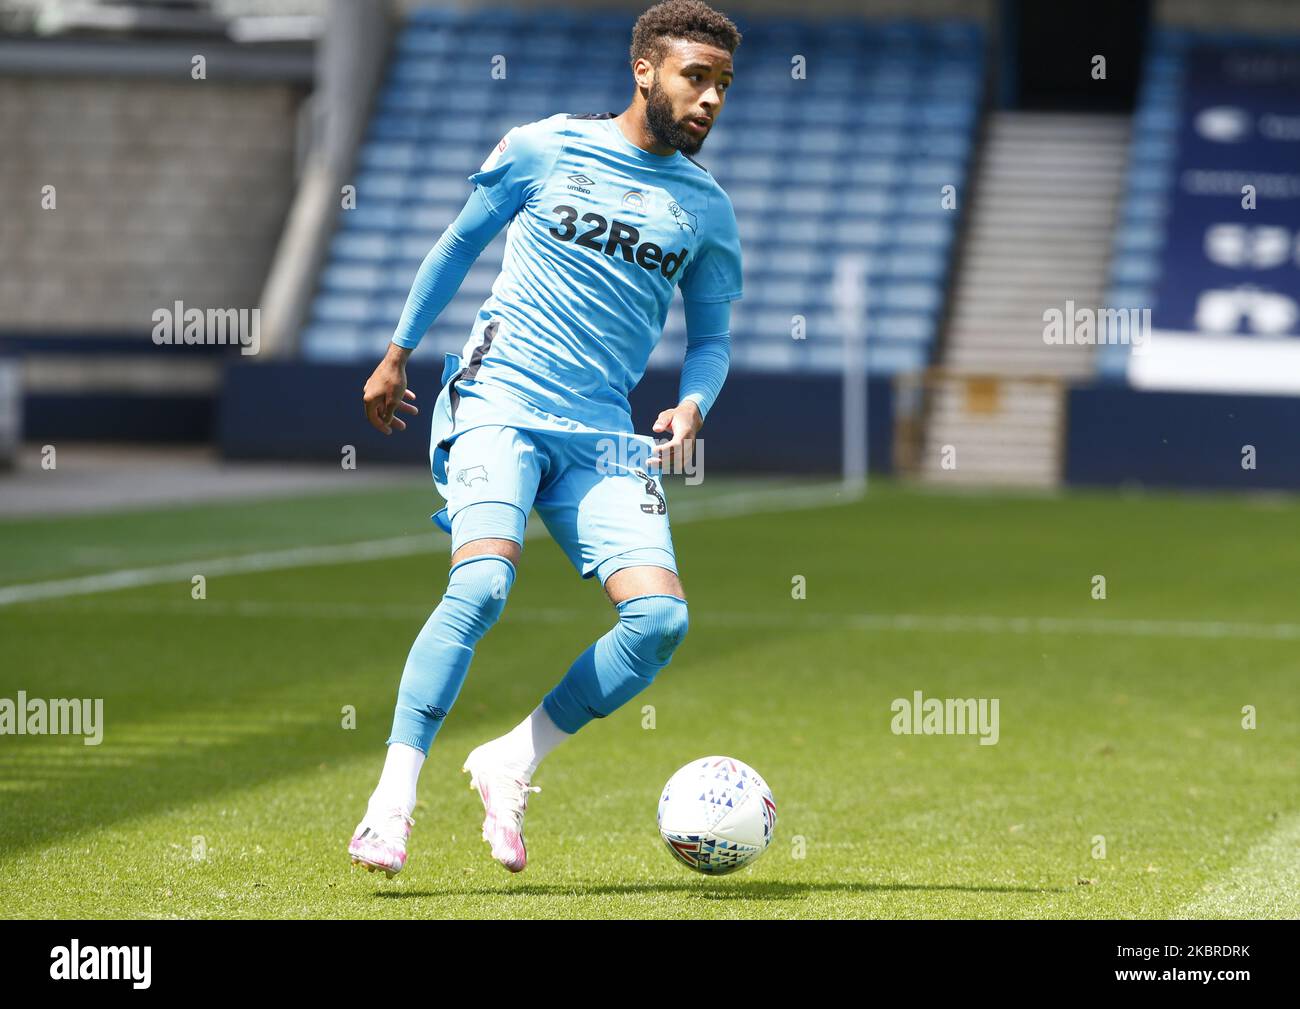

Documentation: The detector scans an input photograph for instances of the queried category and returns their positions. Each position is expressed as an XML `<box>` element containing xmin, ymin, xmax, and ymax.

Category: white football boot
<box><xmin>462</xmin><ymin>743</ymin><xmax>541</xmax><ymax>873</ymax></box>
<box><xmin>348</xmin><ymin>805</ymin><xmax>415</xmax><ymax>879</ymax></box>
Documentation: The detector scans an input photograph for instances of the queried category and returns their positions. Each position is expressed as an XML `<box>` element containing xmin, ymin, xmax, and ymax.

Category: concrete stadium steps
<box><xmin>919</xmin><ymin>375</ymin><xmax>1066</xmax><ymax>488</ymax></box>
<box><xmin>940</xmin><ymin>111</ymin><xmax>1129</xmax><ymax>380</ymax></box>
<box><xmin>917</xmin><ymin>111</ymin><xmax>1130</xmax><ymax>486</ymax></box>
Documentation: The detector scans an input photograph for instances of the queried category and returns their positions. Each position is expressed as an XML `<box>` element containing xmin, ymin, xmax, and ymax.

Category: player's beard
<box><xmin>645</xmin><ymin>76</ymin><xmax>706</xmax><ymax>156</ymax></box>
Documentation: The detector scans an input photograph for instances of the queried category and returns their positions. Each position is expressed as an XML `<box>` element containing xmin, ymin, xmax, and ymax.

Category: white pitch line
<box><xmin>26</xmin><ymin>597</ymin><xmax>1300</xmax><ymax>642</ymax></box>
<box><xmin>0</xmin><ymin>481</ymin><xmax>858</xmax><ymax>609</ymax></box>
<box><xmin>797</xmin><ymin>611</ymin><xmax>1300</xmax><ymax>641</ymax></box>
<box><xmin>0</xmin><ymin>534</ymin><xmax>434</xmax><ymax>608</ymax></box>
<box><xmin>1175</xmin><ymin>812</ymin><xmax>1300</xmax><ymax>919</ymax></box>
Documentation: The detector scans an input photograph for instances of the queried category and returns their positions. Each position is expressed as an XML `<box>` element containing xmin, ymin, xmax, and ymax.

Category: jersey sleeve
<box><xmin>466</xmin><ymin>118</ymin><xmax>563</xmax><ymax>219</ymax></box>
<box><xmin>390</xmin><ymin>186</ymin><xmax>510</xmax><ymax>350</ymax></box>
<box><xmin>678</xmin><ymin>188</ymin><xmax>743</xmax><ymax>303</ymax></box>
<box><xmin>679</xmin><ymin>298</ymin><xmax>732</xmax><ymax>419</ymax></box>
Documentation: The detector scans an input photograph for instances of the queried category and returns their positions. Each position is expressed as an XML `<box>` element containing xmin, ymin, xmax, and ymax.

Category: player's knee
<box><xmin>617</xmin><ymin>594</ymin><xmax>689</xmax><ymax>672</ymax></box>
<box><xmin>441</xmin><ymin>554</ymin><xmax>516</xmax><ymax>637</ymax></box>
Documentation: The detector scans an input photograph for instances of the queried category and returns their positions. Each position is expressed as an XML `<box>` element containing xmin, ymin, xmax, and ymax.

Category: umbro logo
<box><xmin>567</xmin><ymin>173</ymin><xmax>595</xmax><ymax>194</ymax></box>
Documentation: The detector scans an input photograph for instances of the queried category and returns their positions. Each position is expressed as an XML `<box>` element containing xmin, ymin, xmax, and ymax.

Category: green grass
<box><xmin>1</xmin><ymin>478</ymin><xmax>1297</xmax><ymax>918</ymax></box>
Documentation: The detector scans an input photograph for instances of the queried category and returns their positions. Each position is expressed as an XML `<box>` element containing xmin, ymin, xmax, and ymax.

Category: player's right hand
<box><xmin>363</xmin><ymin>345</ymin><xmax>418</xmax><ymax>435</ymax></box>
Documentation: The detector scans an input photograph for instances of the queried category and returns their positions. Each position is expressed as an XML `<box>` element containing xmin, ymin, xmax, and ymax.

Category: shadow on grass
<box><xmin>0</xmin><ymin>686</ymin><xmax>509</xmax><ymax>859</ymax></box>
<box><xmin>0</xmin><ymin>614</ymin><xmax>796</xmax><ymax>861</ymax></box>
<box><xmin>370</xmin><ymin>880</ymin><xmax>1067</xmax><ymax>900</ymax></box>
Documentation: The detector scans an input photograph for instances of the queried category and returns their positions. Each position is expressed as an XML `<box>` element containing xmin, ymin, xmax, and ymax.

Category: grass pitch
<box><xmin>1</xmin><ymin>477</ymin><xmax>1297</xmax><ymax>919</ymax></box>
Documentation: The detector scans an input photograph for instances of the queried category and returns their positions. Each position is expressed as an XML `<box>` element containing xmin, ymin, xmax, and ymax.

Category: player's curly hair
<box><xmin>630</xmin><ymin>0</ymin><xmax>742</xmax><ymax>68</ymax></box>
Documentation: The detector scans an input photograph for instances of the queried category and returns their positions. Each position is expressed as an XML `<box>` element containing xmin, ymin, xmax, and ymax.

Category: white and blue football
<box><xmin>657</xmin><ymin>756</ymin><xmax>777</xmax><ymax>875</ymax></box>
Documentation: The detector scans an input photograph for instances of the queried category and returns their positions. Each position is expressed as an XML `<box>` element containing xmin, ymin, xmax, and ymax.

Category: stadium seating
<box><xmin>301</xmin><ymin>7</ymin><xmax>983</xmax><ymax>376</ymax></box>
<box><xmin>1100</xmin><ymin>28</ymin><xmax>1187</xmax><ymax>379</ymax></box>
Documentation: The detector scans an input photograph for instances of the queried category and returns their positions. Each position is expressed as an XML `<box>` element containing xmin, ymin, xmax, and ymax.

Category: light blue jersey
<box><xmin>380</xmin><ymin>113</ymin><xmax>742</xmax><ymax>765</ymax></box>
<box><xmin>446</xmin><ymin>112</ymin><xmax>743</xmax><ymax>436</ymax></box>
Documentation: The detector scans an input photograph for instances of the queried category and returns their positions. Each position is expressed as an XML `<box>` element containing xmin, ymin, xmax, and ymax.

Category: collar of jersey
<box><xmin>600</xmin><ymin>116</ymin><xmax>683</xmax><ymax>166</ymax></box>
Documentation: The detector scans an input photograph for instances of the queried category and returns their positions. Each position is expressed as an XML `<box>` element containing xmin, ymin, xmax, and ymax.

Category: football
<box><xmin>657</xmin><ymin>756</ymin><xmax>777</xmax><ymax>875</ymax></box>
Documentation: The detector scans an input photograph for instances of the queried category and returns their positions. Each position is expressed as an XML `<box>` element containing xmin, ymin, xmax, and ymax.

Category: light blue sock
<box><xmin>542</xmin><ymin>594</ymin><xmax>689</xmax><ymax>734</ymax></box>
<box><xmin>387</xmin><ymin>554</ymin><xmax>515</xmax><ymax>753</ymax></box>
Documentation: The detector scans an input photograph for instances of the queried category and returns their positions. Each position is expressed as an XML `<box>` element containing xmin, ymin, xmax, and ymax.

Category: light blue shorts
<box><xmin>427</xmin><ymin>359</ymin><xmax>678</xmax><ymax>587</ymax></box>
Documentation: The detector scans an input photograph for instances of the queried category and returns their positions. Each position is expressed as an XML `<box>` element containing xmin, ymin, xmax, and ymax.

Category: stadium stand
<box><xmin>1101</xmin><ymin>26</ymin><xmax>1194</xmax><ymax>382</ymax></box>
<box><xmin>1103</xmin><ymin>27</ymin><xmax>1300</xmax><ymax>388</ymax></box>
<box><xmin>0</xmin><ymin>78</ymin><xmax>300</xmax><ymax>334</ymax></box>
<box><xmin>300</xmin><ymin>7</ymin><xmax>984</xmax><ymax>378</ymax></box>
<box><xmin>0</xmin><ymin>0</ymin><xmax>326</xmax><ymax>32</ymax></box>
<box><xmin>919</xmin><ymin>111</ymin><xmax>1130</xmax><ymax>487</ymax></box>
<box><xmin>0</xmin><ymin>1</ymin><xmax>317</xmax><ymax>441</ymax></box>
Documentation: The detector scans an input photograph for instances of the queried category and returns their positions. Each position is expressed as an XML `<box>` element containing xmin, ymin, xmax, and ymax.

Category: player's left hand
<box><xmin>650</xmin><ymin>401</ymin><xmax>703</xmax><ymax>473</ymax></box>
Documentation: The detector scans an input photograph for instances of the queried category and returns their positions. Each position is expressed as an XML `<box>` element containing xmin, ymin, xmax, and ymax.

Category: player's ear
<box><xmin>633</xmin><ymin>58</ymin><xmax>655</xmax><ymax>90</ymax></box>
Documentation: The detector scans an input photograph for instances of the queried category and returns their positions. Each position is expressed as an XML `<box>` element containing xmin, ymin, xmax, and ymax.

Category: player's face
<box><xmin>644</xmin><ymin>39</ymin><xmax>733</xmax><ymax>155</ymax></box>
